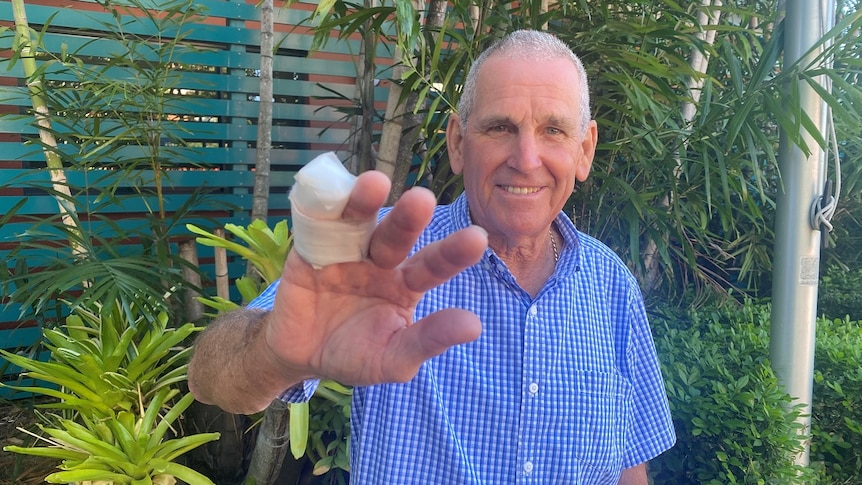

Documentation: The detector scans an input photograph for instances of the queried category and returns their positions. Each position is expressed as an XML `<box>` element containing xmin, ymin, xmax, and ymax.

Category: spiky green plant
<box><xmin>7</xmin><ymin>390</ymin><xmax>218</xmax><ymax>485</ymax></box>
<box><xmin>187</xmin><ymin>219</ymin><xmax>292</xmax><ymax>303</ymax></box>
<box><xmin>0</xmin><ymin>299</ymin><xmax>218</xmax><ymax>484</ymax></box>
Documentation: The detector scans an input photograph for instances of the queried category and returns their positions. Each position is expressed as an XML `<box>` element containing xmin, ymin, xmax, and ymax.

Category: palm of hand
<box><xmin>269</xmin><ymin>251</ymin><xmax>422</xmax><ymax>385</ymax></box>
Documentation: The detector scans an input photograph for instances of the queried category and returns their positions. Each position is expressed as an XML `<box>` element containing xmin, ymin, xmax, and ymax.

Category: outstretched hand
<box><xmin>263</xmin><ymin>170</ymin><xmax>488</xmax><ymax>386</ymax></box>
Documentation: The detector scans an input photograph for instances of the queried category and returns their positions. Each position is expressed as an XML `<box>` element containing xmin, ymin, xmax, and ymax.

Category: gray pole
<box><xmin>770</xmin><ymin>0</ymin><xmax>834</xmax><ymax>469</ymax></box>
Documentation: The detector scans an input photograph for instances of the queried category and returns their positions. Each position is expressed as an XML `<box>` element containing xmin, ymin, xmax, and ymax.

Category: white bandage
<box><xmin>288</xmin><ymin>152</ymin><xmax>376</xmax><ymax>268</ymax></box>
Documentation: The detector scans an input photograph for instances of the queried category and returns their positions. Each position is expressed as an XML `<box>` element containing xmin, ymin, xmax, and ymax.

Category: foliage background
<box><xmin>342</xmin><ymin>0</ymin><xmax>862</xmax><ymax>304</ymax></box>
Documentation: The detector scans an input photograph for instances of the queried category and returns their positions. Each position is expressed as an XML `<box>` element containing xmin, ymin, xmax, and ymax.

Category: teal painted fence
<box><xmin>0</xmin><ymin>0</ymin><xmax>391</xmax><ymax>397</ymax></box>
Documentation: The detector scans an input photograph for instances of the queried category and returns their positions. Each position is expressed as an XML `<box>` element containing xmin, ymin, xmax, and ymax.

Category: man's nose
<box><xmin>508</xmin><ymin>132</ymin><xmax>543</xmax><ymax>172</ymax></box>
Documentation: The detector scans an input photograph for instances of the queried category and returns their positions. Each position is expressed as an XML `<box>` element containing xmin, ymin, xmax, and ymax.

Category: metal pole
<box><xmin>770</xmin><ymin>0</ymin><xmax>834</xmax><ymax>469</ymax></box>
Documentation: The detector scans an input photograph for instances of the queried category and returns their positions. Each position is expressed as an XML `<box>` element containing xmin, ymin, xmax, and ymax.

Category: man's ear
<box><xmin>575</xmin><ymin>120</ymin><xmax>598</xmax><ymax>182</ymax></box>
<box><xmin>446</xmin><ymin>114</ymin><xmax>465</xmax><ymax>175</ymax></box>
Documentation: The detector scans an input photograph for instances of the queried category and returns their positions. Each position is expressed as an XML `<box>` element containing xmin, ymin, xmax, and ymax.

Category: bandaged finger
<box><xmin>288</xmin><ymin>152</ymin><xmax>377</xmax><ymax>268</ymax></box>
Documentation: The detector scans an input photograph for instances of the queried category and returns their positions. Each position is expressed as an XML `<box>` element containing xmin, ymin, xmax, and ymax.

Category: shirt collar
<box><xmin>448</xmin><ymin>193</ymin><xmax>582</xmax><ymax>273</ymax></box>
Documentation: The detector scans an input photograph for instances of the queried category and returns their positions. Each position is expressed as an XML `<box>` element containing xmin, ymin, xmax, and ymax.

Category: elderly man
<box><xmin>190</xmin><ymin>30</ymin><xmax>675</xmax><ymax>484</ymax></box>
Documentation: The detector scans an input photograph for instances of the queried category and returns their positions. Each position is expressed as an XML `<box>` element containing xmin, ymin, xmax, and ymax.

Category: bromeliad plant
<box><xmin>0</xmin><ymin>299</ymin><xmax>219</xmax><ymax>484</ymax></box>
<box><xmin>8</xmin><ymin>390</ymin><xmax>215</xmax><ymax>485</ymax></box>
<box><xmin>186</xmin><ymin>219</ymin><xmax>291</xmax><ymax>305</ymax></box>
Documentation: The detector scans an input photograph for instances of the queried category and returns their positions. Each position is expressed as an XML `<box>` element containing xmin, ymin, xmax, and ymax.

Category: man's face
<box><xmin>447</xmin><ymin>56</ymin><xmax>597</xmax><ymax>244</ymax></box>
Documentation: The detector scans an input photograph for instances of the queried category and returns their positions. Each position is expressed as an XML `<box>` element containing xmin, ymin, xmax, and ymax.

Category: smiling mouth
<box><xmin>502</xmin><ymin>185</ymin><xmax>541</xmax><ymax>195</ymax></box>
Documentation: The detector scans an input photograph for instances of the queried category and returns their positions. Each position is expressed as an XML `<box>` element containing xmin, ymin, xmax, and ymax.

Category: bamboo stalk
<box><xmin>11</xmin><ymin>0</ymin><xmax>86</xmax><ymax>259</ymax></box>
<box><xmin>214</xmin><ymin>228</ymin><xmax>230</xmax><ymax>300</ymax></box>
<box><xmin>179</xmin><ymin>240</ymin><xmax>204</xmax><ymax>323</ymax></box>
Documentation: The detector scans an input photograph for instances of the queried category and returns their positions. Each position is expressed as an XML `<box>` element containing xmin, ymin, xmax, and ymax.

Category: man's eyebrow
<box><xmin>475</xmin><ymin>115</ymin><xmax>514</xmax><ymax>128</ymax></box>
<box><xmin>476</xmin><ymin>114</ymin><xmax>579</xmax><ymax>129</ymax></box>
<box><xmin>544</xmin><ymin>115</ymin><xmax>579</xmax><ymax>129</ymax></box>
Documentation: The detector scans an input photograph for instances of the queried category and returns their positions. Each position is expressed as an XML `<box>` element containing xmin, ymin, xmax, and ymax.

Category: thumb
<box><xmin>381</xmin><ymin>309</ymin><xmax>482</xmax><ymax>382</ymax></box>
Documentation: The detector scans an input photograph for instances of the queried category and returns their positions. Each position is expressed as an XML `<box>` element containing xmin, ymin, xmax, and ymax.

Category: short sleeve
<box><xmin>247</xmin><ymin>279</ymin><xmax>280</xmax><ymax>310</ymax></box>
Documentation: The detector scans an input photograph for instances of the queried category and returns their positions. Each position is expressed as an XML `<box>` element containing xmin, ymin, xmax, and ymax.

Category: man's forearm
<box><xmin>188</xmin><ymin>308</ymin><xmax>304</xmax><ymax>414</ymax></box>
<box><xmin>618</xmin><ymin>463</ymin><xmax>648</xmax><ymax>485</ymax></box>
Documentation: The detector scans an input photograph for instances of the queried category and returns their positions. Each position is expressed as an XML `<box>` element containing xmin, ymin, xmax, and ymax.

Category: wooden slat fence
<box><xmin>0</xmin><ymin>0</ymin><xmax>392</xmax><ymax>397</ymax></box>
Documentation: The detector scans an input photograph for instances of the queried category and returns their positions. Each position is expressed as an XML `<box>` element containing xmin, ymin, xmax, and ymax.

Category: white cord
<box><xmin>809</xmin><ymin>1</ymin><xmax>841</xmax><ymax>238</ymax></box>
<box><xmin>809</xmin><ymin>106</ymin><xmax>841</xmax><ymax>235</ymax></box>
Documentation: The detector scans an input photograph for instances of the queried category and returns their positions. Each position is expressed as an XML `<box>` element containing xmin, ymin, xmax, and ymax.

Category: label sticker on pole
<box><xmin>288</xmin><ymin>152</ymin><xmax>376</xmax><ymax>268</ymax></box>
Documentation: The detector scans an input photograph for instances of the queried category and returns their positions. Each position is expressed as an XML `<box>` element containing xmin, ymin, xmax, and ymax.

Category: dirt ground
<box><xmin>0</xmin><ymin>400</ymin><xmax>60</xmax><ymax>485</ymax></box>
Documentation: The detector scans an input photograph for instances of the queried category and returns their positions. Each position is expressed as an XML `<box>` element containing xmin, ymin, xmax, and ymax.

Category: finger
<box><xmin>382</xmin><ymin>308</ymin><xmax>482</xmax><ymax>382</ymax></box>
<box><xmin>401</xmin><ymin>225</ymin><xmax>488</xmax><ymax>293</ymax></box>
<box><xmin>367</xmin><ymin>187</ymin><xmax>437</xmax><ymax>269</ymax></box>
<box><xmin>342</xmin><ymin>170</ymin><xmax>391</xmax><ymax>220</ymax></box>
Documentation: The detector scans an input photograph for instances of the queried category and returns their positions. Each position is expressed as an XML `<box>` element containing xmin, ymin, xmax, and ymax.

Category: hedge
<box><xmin>649</xmin><ymin>301</ymin><xmax>862</xmax><ymax>484</ymax></box>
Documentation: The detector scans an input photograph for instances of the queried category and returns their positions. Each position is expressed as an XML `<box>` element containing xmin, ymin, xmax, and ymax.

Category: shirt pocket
<box><xmin>568</xmin><ymin>370</ymin><xmax>633</xmax><ymax>475</ymax></box>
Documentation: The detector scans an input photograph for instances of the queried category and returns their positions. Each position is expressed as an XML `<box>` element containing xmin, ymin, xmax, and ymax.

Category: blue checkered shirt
<box><xmin>250</xmin><ymin>194</ymin><xmax>676</xmax><ymax>484</ymax></box>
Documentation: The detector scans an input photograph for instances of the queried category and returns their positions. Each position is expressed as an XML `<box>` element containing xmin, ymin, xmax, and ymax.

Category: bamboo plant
<box><xmin>8</xmin><ymin>0</ymin><xmax>85</xmax><ymax>257</ymax></box>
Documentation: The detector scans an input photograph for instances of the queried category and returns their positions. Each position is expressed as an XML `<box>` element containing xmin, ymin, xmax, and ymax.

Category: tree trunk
<box><xmin>214</xmin><ymin>228</ymin><xmax>230</xmax><ymax>299</ymax></box>
<box><xmin>387</xmin><ymin>93</ymin><xmax>423</xmax><ymax>205</ymax></box>
<box><xmin>377</xmin><ymin>0</ymin><xmax>453</xmax><ymax>204</ymax></box>
<box><xmin>242</xmin><ymin>3</ymin><xmax>295</xmax><ymax>482</ymax></box>
<box><xmin>347</xmin><ymin>0</ymin><xmax>377</xmax><ymax>175</ymax></box>
<box><xmin>249</xmin><ymin>0</ymin><xmax>274</xmax><ymax>278</ymax></box>
<box><xmin>375</xmin><ymin>53</ymin><xmax>409</xmax><ymax>183</ymax></box>
<box><xmin>245</xmin><ymin>400</ymin><xmax>295</xmax><ymax>485</ymax></box>
<box><xmin>642</xmin><ymin>0</ymin><xmax>722</xmax><ymax>292</ymax></box>
<box><xmin>372</xmin><ymin>0</ymin><xmax>421</xmax><ymax>187</ymax></box>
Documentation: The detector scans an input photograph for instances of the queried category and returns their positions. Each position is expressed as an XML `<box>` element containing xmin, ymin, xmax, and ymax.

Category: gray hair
<box><xmin>456</xmin><ymin>30</ymin><xmax>591</xmax><ymax>136</ymax></box>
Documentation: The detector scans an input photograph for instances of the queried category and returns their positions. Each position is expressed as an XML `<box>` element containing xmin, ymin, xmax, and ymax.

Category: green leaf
<box><xmin>186</xmin><ymin>223</ymin><xmax>255</xmax><ymax>260</ymax></box>
<box><xmin>0</xmin><ymin>350</ymin><xmax>101</xmax><ymax>400</ymax></box>
<box><xmin>42</xmin><ymin>422</ymin><xmax>129</xmax><ymax>463</ymax></box>
<box><xmin>150</xmin><ymin>460</ymin><xmax>216</xmax><ymax>485</ymax></box>
<box><xmin>45</xmin><ymin>469</ymin><xmax>132</xmax><ymax>484</ymax></box>
<box><xmin>289</xmin><ymin>401</ymin><xmax>309</xmax><ymax>460</ymax></box>
<box><xmin>3</xmin><ymin>444</ymin><xmax>87</xmax><ymax>461</ymax></box>
<box><xmin>111</xmin><ymin>411</ymin><xmax>142</xmax><ymax>457</ymax></box>
<box><xmin>149</xmin><ymin>392</ymin><xmax>195</xmax><ymax>449</ymax></box>
<box><xmin>147</xmin><ymin>432</ymin><xmax>220</xmax><ymax>463</ymax></box>
<box><xmin>141</xmin><ymin>387</ymin><xmax>175</xmax><ymax>439</ymax></box>
<box><xmin>125</xmin><ymin>324</ymin><xmax>196</xmax><ymax>381</ymax></box>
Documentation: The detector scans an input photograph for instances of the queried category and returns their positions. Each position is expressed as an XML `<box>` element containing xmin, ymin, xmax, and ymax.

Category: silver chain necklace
<box><xmin>549</xmin><ymin>228</ymin><xmax>559</xmax><ymax>263</ymax></box>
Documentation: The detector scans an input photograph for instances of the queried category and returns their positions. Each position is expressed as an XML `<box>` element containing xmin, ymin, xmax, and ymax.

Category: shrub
<box><xmin>818</xmin><ymin>264</ymin><xmax>862</xmax><ymax>321</ymax></box>
<box><xmin>810</xmin><ymin>315</ymin><xmax>862</xmax><ymax>483</ymax></box>
<box><xmin>649</xmin><ymin>302</ymin><xmax>813</xmax><ymax>484</ymax></box>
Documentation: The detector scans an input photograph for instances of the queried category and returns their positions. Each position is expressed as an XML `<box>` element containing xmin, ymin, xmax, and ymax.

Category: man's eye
<box><xmin>491</xmin><ymin>125</ymin><xmax>508</xmax><ymax>133</ymax></box>
<box><xmin>546</xmin><ymin>127</ymin><xmax>562</xmax><ymax>135</ymax></box>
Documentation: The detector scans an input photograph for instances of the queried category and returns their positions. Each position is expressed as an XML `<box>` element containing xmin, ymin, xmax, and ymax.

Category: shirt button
<box><xmin>528</xmin><ymin>305</ymin><xmax>538</xmax><ymax>317</ymax></box>
<box><xmin>524</xmin><ymin>461</ymin><xmax>534</xmax><ymax>474</ymax></box>
<box><xmin>528</xmin><ymin>382</ymin><xmax>539</xmax><ymax>395</ymax></box>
